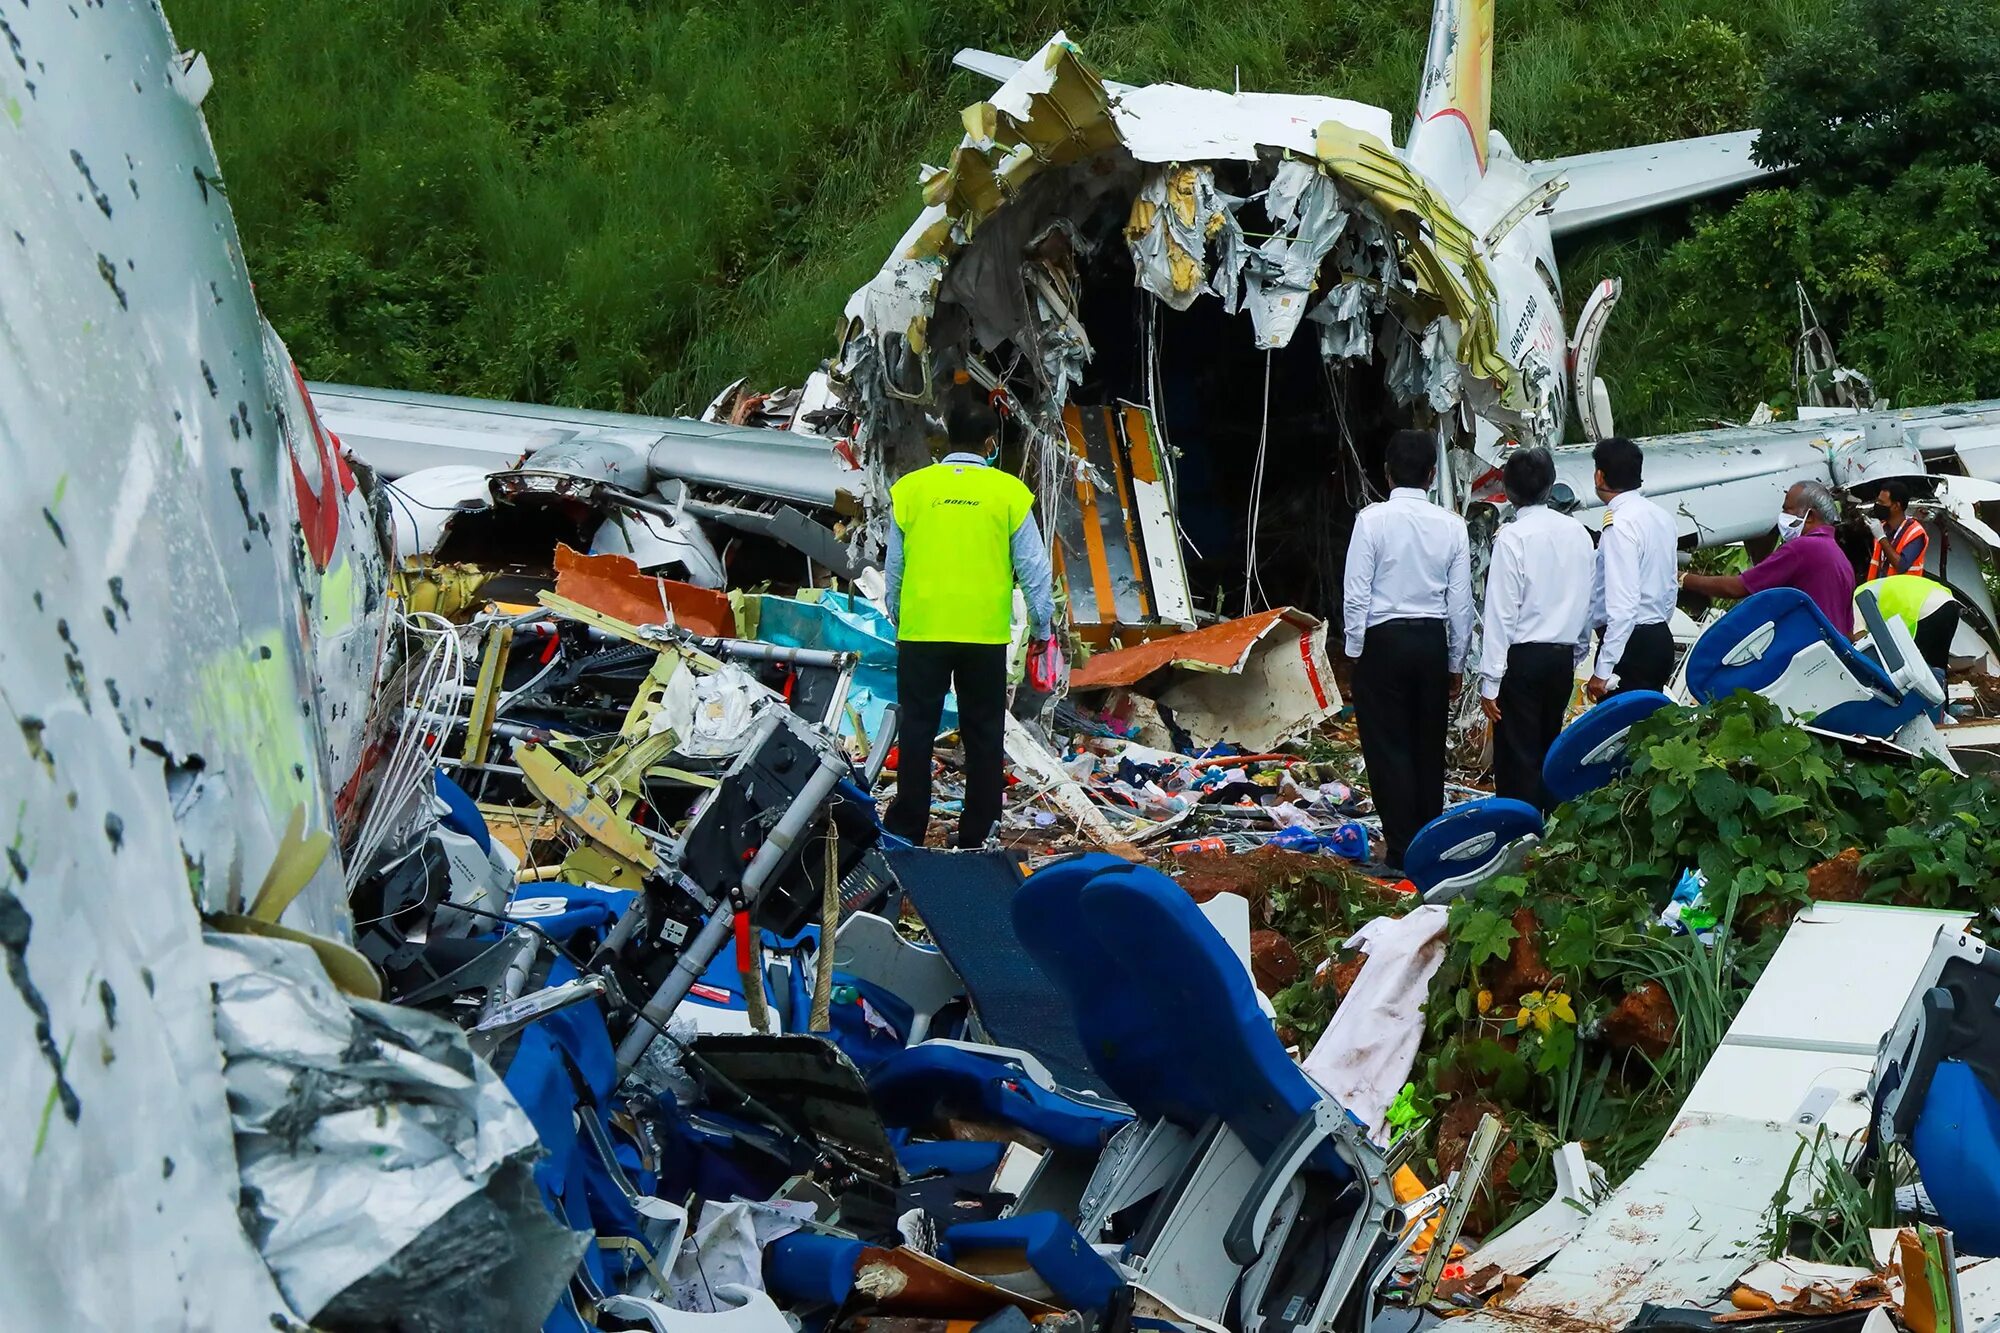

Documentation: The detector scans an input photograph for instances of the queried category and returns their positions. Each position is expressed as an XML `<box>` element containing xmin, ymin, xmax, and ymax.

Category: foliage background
<box><xmin>164</xmin><ymin>0</ymin><xmax>1998</xmax><ymax>433</ymax></box>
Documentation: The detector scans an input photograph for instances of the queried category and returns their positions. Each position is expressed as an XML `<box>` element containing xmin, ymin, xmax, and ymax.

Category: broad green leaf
<box><xmin>1457</xmin><ymin>908</ymin><xmax>1519</xmax><ymax>969</ymax></box>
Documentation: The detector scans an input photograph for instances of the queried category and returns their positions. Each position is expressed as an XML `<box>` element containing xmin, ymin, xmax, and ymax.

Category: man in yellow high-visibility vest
<box><xmin>1860</xmin><ymin>573</ymin><xmax>1960</xmax><ymax>677</ymax></box>
<box><xmin>883</xmin><ymin>388</ymin><xmax>1056</xmax><ymax>848</ymax></box>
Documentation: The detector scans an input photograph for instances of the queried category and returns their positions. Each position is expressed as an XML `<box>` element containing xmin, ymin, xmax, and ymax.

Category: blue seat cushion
<box><xmin>944</xmin><ymin>1214</ymin><xmax>1123</xmax><ymax>1312</ymax></box>
<box><xmin>867</xmin><ymin>1042</ymin><xmax>1132</xmax><ymax>1153</ymax></box>
<box><xmin>1910</xmin><ymin>1060</ymin><xmax>2000</xmax><ymax>1258</ymax></box>
<box><xmin>765</xmin><ymin>1231</ymin><xmax>866</xmax><ymax>1306</ymax></box>
<box><xmin>1686</xmin><ymin>588</ymin><xmax>1935</xmax><ymax>740</ymax></box>
<box><xmin>1404</xmin><ymin>798</ymin><xmax>1542</xmax><ymax>893</ymax></box>
<box><xmin>1544</xmin><ymin>690</ymin><xmax>1673</xmax><ymax>804</ymax></box>
<box><xmin>1074</xmin><ymin>868</ymin><xmax>1353</xmax><ymax>1177</ymax></box>
<box><xmin>896</xmin><ymin>1138</ymin><xmax>1007</xmax><ymax>1179</ymax></box>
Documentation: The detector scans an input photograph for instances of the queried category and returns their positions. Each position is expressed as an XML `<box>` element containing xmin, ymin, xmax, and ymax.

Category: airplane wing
<box><xmin>953</xmin><ymin>47</ymin><xmax>1026</xmax><ymax>84</ymax></box>
<box><xmin>953</xmin><ymin>46</ymin><xmax>1139</xmax><ymax>95</ymax></box>
<box><xmin>308</xmin><ymin>382</ymin><xmax>850</xmax><ymax>507</ymax></box>
<box><xmin>1533</xmin><ymin>130</ymin><xmax>1780</xmax><ymax>237</ymax></box>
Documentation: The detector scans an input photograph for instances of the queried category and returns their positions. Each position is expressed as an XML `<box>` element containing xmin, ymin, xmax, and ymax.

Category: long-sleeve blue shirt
<box><xmin>885</xmin><ymin>452</ymin><xmax>1056</xmax><ymax>639</ymax></box>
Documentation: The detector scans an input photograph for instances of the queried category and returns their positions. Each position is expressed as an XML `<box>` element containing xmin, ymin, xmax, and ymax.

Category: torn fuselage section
<box><xmin>831</xmin><ymin>33</ymin><xmax>1530</xmax><ymax>640</ymax></box>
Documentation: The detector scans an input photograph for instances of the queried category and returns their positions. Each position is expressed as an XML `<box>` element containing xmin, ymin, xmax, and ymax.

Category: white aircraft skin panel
<box><xmin>0</xmin><ymin>1</ymin><xmax>391</xmax><ymax>1325</ymax></box>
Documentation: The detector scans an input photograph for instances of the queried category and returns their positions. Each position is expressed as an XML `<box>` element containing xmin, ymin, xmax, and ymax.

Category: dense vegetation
<box><xmin>1275</xmin><ymin>692</ymin><xmax>2000</xmax><ymax>1211</ymax></box>
<box><xmin>167</xmin><ymin>0</ymin><xmax>1994</xmax><ymax>435</ymax></box>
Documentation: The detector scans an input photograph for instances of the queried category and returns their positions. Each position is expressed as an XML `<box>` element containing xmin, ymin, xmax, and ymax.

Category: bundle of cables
<box><xmin>344</xmin><ymin>611</ymin><xmax>471</xmax><ymax>892</ymax></box>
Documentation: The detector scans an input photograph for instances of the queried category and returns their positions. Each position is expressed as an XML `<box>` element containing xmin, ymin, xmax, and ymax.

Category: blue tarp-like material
<box><xmin>749</xmin><ymin>590</ymin><xmax>955</xmax><ymax>741</ymax></box>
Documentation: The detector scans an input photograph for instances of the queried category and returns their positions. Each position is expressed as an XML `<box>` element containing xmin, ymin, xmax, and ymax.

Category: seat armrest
<box><xmin>1223</xmin><ymin>1100</ymin><xmax>1353</xmax><ymax>1264</ymax></box>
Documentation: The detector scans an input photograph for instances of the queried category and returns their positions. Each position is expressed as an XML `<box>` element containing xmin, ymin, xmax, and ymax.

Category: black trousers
<box><xmin>1353</xmin><ymin>618</ymin><xmax>1448</xmax><ymax>868</ymax></box>
<box><xmin>1607</xmin><ymin>620</ymin><xmax>1674</xmax><ymax>696</ymax></box>
<box><xmin>1493</xmin><ymin>643</ymin><xmax>1575</xmax><ymax>812</ymax></box>
<box><xmin>885</xmin><ymin>640</ymin><xmax>1008</xmax><ymax>849</ymax></box>
<box><xmin>1915</xmin><ymin>602</ymin><xmax>1961</xmax><ymax>675</ymax></box>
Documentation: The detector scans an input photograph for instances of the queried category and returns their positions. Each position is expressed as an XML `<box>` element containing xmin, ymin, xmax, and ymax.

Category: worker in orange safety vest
<box><xmin>1867</xmin><ymin>478</ymin><xmax>1930</xmax><ymax>579</ymax></box>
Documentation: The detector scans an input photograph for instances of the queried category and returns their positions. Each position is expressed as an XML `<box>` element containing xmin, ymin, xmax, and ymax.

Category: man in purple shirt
<box><xmin>1681</xmin><ymin>481</ymin><xmax>1858</xmax><ymax>634</ymax></box>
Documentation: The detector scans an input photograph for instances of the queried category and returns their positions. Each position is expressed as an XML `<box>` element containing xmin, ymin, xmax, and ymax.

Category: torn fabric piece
<box><xmin>669</xmin><ymin>1200</ymin><xmax>816</xmax><ymax>1312</ymax></box>
<box><xmin>1241</xmin><ymin>158</ymin><xmax>1350</xmax><ymax>350</ymax></box>
<box><xmin>1301</xmin><ymin>905</ymin><xmax>1451</xmax><ymax>1141</ymax></box>
<box><xmin>206</xmin><ymin>932</ymin><xmax>570</xmax><ymax>1323</ymax></box>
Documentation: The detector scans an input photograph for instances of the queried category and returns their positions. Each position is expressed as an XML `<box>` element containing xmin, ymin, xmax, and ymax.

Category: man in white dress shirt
<box><xmin>1342</xmin><ymin>429</ymin><xmax>1473</xmax><ymax>870</ymax></box>
<box><xmin>1477</xmin><ymin>447</ymin><xmax>1595</xmax><ymax>809</ymax></box>
<box><xmin>1585</xmin><ymin>437</ymin><xmax>1680</xmax><ymax>700</ymax></box>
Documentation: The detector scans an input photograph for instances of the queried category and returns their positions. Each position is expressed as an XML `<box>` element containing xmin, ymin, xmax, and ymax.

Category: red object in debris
<box><xmin>551</xmin><ymin>544</ymin><xmax>735</xmax><ymax>636</ymax></box>
<box><xmin>882</xmin><ymin>745</ymin><xmax>900</xmax><ymax>774</ymax></box>
<box><xmin>1393</xmin><ymin>878</ymin><xmax>1418</xmax><ymax>895</ymax></box>
<box><xmin>1441</xmin><ymin>1263</ymin><xmax>1467</xmax><ymax>1282</ymax></box>
<box><xmin>1027</xmin><ymin>635</ymin><xmax>1065</xmax><ymax>692</ymax></box>
<box><xmin>1171</xmin><ymin>837</ymin><xmax>1228</xmax><ymax>857</ymax></box>
<box><xmin>733</xmin><ymin>911</ymin><xmax>753</xmax><ymax>971</ymax></box>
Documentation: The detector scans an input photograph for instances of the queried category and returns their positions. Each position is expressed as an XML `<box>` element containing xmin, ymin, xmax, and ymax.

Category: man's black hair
<box><xmin>1385</xmin><ymin>429</ymin><xmax>1438</xmax><ymax>490</ymax></box>
<box><xmin>1502</xmin><ymin>446</ymin><xmax>1556</xmax><ymax>509</ymax></box>
<box><xmin>1593</xmin><ymin>436</ymin><xmax>1644</xmax><ymax>493</ymax></box>
<box><xmin>1879</xmin><ymin>477</ymin><xmax>1912</xmax><ymax>507</ymax></box>
<box><xmin>942</xmin><ymin>387</ymin><xmax>998</xmax><ymax>452</ymax></box>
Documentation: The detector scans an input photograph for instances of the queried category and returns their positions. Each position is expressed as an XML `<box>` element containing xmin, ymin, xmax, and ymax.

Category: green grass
<box><xmin>165</xmin><ymin>0</ymin><xmax>1814</xmax><ymax>427</ymax></box>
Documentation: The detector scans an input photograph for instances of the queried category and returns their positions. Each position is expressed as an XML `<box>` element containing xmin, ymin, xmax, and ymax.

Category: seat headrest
<box><xmin>1405</xmin><ymin>797</ymin><xmax>1543</xmax><ymax>893</ymax></box>
<box><xmin>1543</xmin><ymin>691</ymin><xmax>1673</xmax><ymax>803</ymax></box>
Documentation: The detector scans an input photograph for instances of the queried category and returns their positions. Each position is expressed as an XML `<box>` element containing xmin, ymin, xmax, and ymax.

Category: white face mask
<box><xmin>1776</xmin><ymin>510</ymin><xmax>1807</xmax><ymax>543</ymax></box>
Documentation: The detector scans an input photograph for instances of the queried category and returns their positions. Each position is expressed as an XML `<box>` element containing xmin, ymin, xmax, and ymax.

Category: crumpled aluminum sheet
<box><xmin>1126</xmin><ymin>165</ymin><xmax>1239</xmax><ymax>312</ymax></box>
<box><xmin>1240</xmin><ymin>158</ymin><xmax>1350</xmax><ymax>350</ymax></box>
<box><xmin>1384</xmin><ymin>317</ymin><xmax>1466</xmax><ymax>413</ymax></box>
<box><xmin>207</xmin><ymin>932</ymin><xmax>572</xmax><ymax>1325</ymax></box>
<box><xmin>1024</xmin><ymin>221</ymin><xmax>1094</xmax><ymax>409</ymax></box>
<box><xmin>1308</xmin><ymin>281</ymin><xmax>1377</xmax><ymax>362</ymax></box>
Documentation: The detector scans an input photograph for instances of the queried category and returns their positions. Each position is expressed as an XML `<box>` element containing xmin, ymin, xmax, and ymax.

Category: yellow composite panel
<box><xmin>1312</xmin><ymin>122</ymin><xmax>1512</xmax><ymax>388</ymax></box>
<box><xmin>1103</xmin><ymin>414</ymin><xmax>1152</xmax><ymax>622</ymax></box>
<box><xmin>1067</xmin><ymin>473</ymin><xmax>1119</xmax><ymax>629</ymax></box>
<box><xmin>915</xmin><ymin>39</ymin><xmax>1119</xmax><ymax>261</ymax></box>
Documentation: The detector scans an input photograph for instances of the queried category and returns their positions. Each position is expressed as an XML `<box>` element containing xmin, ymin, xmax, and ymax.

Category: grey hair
<box><xmin>1795</xmin><ymin>480</ymin><xmax>1841</xmax><ymax>524</ymax></box>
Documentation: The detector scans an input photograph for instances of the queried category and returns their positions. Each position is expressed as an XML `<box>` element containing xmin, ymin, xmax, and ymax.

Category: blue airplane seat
<box><xmin>867</xmin><ymin>1041</ymin><xmax>1133</xmax><ymax>1153</ymax></box>
<box><xmin>1403</xmin><ymin>797</ymin><xmax>1543</xmax><ymax>900</ymax></box>
<box><xmin>1543</xmin><ymin>690</ymin><xmax>1675</xmax><ymax>805</ymax></box>
<box><xmin>1685</xmin><ymin>588</ymin><xmax>1928</xmax><ymax>741</ymax></box>
<box><xmin>435</xmin><ymin>770</ymin><xmax>491</xmax><ymax>853</ymax></box>
<box><xmin>1014</xmin><ymin>853</ymin><xmax>1184</xmax><ymax>1117</ymax></box>
<box><xmin>895</xmin><ymin>1138</ymin><xmax>1007</xmax><ymax>1179</ymax></box>
<box><xmin>1911</xmin><ymin>1061</ymin><xmax>2000</xmax><ymax>1256</ymax></box>
<box><xmin>1872</xmin><ymin>927</ymin><xmax>2000</xmax><ymax>1258</ymax></box>
<box><xmin>944</xmin><ymin>1213</ymin><xmax>1123</xmax><ymax>1312</ymax></box>
<box><xmin>1064</xmin><ymin>865</ymin><xmax>1357</xmax><ymax>1177</ymax></box>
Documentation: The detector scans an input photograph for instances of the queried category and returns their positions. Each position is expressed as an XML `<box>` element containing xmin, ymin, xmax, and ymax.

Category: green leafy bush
<box><xmin>1620</xmin><ymin>0</ymin><xmax>2000</xmax><ymax>422</ymax></box>
<box><xmin>1420</xmin><ymin>694</ymin><xmax>2000</xmax><ymax>1203</ymax></box>
<box><xmin>1563</xmin><ymin>19</ymin><xmax>1759</xmax><ymax>155</ymax></box>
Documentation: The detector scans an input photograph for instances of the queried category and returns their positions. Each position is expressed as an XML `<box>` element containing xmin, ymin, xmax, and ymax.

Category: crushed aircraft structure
<box><xmin>13</xmin><ymin>0</ymin><xmax>2000</xmax><ymax>1331</ymax></box>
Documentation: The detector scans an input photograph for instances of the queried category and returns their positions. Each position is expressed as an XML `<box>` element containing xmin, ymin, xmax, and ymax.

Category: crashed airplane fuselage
<box><xmin>828</xmin><ymin>0</ymin><xmax>1777</xmax><ymax>639</ymax></box>
<box><xmin>2</xmin><ymin>1</ymin><xmax>395</xmax><ymax>1324</ymax></box>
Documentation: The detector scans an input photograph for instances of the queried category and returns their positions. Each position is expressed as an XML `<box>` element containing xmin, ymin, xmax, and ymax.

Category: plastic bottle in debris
<box><xmin>1659</xmin><ymin>868</ymin><xmax>1716</xmax><ymax>942</ymax></box>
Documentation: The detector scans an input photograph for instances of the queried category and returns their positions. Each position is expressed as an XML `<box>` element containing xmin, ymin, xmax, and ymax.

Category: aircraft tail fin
<box><xmin>1408</xmin><ymin>0</ymin><xmax>1494</xmax><ymax>188</ymax></box>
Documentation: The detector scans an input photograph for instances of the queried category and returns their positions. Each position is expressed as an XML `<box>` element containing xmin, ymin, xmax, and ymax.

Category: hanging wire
<box><xmin>345</xmin><ymin>611</ymin><xmax>471</xmax><ymax>891</ymax></box>
<box><xmin>1242</xmin><ymin>349</ymin><xmax>1276</xmax><ymax>614</ymax></box>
